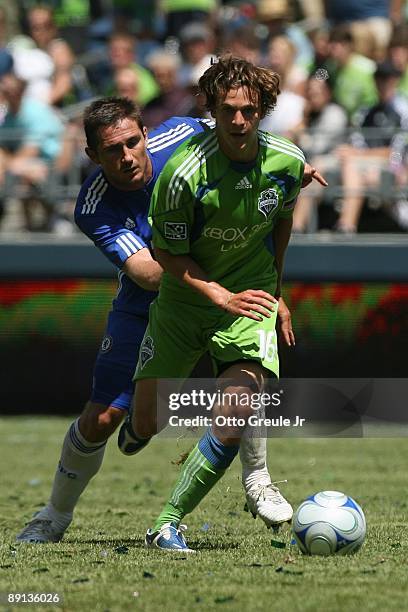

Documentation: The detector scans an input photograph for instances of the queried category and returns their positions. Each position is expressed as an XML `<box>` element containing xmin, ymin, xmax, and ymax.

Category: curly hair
<box><xmin>83</xmin><ymin>97</ymin><xmax>144</xmax><ymax>150</ymax></box>
<box><xmin>198</xmin><ymin>55</ymin><xmax>280</xmax><ymax>117</ymax></box>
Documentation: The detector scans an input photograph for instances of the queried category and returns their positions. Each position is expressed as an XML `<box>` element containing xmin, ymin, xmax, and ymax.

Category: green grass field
<box><xmin>1</xmin><ymin>417</ymin><xmax>407</xmax><ymax>612</ymax></box>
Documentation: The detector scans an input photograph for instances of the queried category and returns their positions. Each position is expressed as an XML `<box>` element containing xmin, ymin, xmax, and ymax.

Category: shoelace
<box><xmin>258</xmin><ymin>480</ymin><xmax>289</xmax><ymax>505</ymax></box>
<box><xmin>175</xmin><ymin>523</ymin><xmax>188</xmax><ymax>543</ymax></box>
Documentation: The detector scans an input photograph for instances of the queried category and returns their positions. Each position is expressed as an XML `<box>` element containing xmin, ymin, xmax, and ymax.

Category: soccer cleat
<box><xmin>244</xmin><ymin>481</ymin><xmax>293</xmax><ymax>529</ymax></box>
<box><xmin>145</xmin><ymin>522</ymin><xmax>195</xmax><ymax>553</ymax></box>
<box><xmin>16</xmin><ymin>509</ymin><xmax>71</xmax><ymax>544</ymax></box>
<box><xmin>117</xmin><ymin>413</ymin><xmax>151</xmax><ymax>455</ymax></box>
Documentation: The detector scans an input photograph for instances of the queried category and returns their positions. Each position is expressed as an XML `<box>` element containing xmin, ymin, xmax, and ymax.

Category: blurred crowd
<box><xmin>0</xmin><ymin>0</ymin><xmax>407</xmax><ymax>234</ymax></box>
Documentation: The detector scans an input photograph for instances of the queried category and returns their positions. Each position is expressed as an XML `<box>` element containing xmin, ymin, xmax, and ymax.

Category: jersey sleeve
<box><xmin>76</xmin><ymin>206</ymin><xmax>148</xmax><ymax>269</ymax></box>
<box><xmin>278</xmin><ymin>157</ymin><xmax>305</xmax><ymax>219</ymax></box>
<box><xmin>147</xmin><ymin>116</ymin><xmax>214</xmax><ymax>157</ymax></box>
<box><xmin>148</xmin><ymin>166</ymin><xmax>194</xmax><ymax>255</ymax></box>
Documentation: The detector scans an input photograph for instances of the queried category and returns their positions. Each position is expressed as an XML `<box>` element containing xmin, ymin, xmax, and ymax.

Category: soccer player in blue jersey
<box><xmin>15</xmin><ymin>97</ymin><xmax>327</xmax><ymax>544</ymax></box>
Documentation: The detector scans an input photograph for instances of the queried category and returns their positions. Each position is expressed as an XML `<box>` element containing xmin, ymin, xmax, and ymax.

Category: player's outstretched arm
<box><xmin>154</xmin><ymin>247</ymin><xmax>277</xmax><ymax>321</ymax></box>
<box><xmin>302</xmin><ymin>162</ymin><xmax>328</xmax><ymax>188</ymax></box>
<box><xmin>123</xmin><ymin>248</ymin><xmax>163</xmax><ymax>291</ymax></box>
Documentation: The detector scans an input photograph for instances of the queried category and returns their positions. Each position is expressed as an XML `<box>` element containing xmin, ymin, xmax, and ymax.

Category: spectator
<box><xmin>183</xmin><ymin>63</ymin><xmax>212</xmax><ymax>120</ymax></box>
<box><xmin>178</xmin><ymin>22</ymin><xmax>215</xmax><ymax>87</ymax></box>
<box><xmin>256</xmin><ymin>0</ymin><xmax>314</xmax><ymax>70</ymax></box>
<box><xmin>336</xmin><ymin>61</ymin><xmax>408</xmax><ymax>233</ymax></box>
<box><xmin>297</xmin><ymin>75</ymin><xmax>347</xmax><ymax>157</ymax></box>
<box><xmin>0</xmin><ymin>72</ymin><xmax>64</xmax><ymax>231</ymax></box>
<box><xmin>260</xmin><ymin>97</ymin><xmax>305</xmax><ymax>139</ymax></box>
<box><xmin>113</xmin><ymin>66</ymin><xmax>140</xmax><ymax>101</ymax></box>
<box><xmin>21</xmin><ymin>5</ymin><xmax>75</xmax><ymax>106</ymax></box>
<box><xmin>266</xmin><ymin>34</ymin><xmax>308</xmax><ymax>96</ymax></box>
<box><xmin>222</xmin><ymin>24</ymin><xmax>262</xmax><ymax>66</ymax></box>
<box><xmin>88</xmin><ymin>31</ymin><xmax>159</xmax><ymax>107</ymax></box>
<box><xmin>292</xmin><ymin>75</ymin><xmax>348</xmax><ymax>232</ymax></box>
<box><xmin>51</xmin><ymin>112</ymin><xmax>96</xmax><ymax>234</ymax></box>
<box><xmin>10</xmin><ymin>38</ymin><xmax>54</xmax><ymax>105</ymax></box>
<box><xmin>112</xmin><ymin>0</ymin><xmax>158</xmax><ymax>41</ymax></box>
<box><xmin>143</xmin><ymin>50</ymin><xmax>192</xmax><ymax>129</ymax></box>
<box><xmin>260</xmin><ymin>36</ymin><xmax>306</xmax><ymax>138</ymax></box>
<box><xmin>328</xmin><ymin>26</ymin><xmax>378</xmax><ymax>122</ymax></box>
<box><xmin>388</xmin><ymin>23</ymin><xmax>408</xmax><ymax>100</ymax></box>
<box><xmin>162</xmin><ymin>0</ymin><xmax>217</xmax><ymax>39</ymax></box>
<box><xmin>325</xmin><ymin>0</ymin><xmax>398</xmax><ymax>61</ymax></box>
<box><xmin>307</xmin><ymin>25</ymin><xmax>332</xmax><ymax>76</ymax></box>
<box><xmin>48</xmin><ymin>0</ymin><xmax>91</xmax><ymax>54</ymax></box>
<box><xmin>260</xmin><ymin>96</ymin><xmax>305</xmax><ymax>140</ymax></box>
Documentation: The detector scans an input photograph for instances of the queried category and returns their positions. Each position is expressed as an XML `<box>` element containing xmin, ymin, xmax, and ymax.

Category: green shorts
<box><xmin>134</xmin><ymin>297</ymin><xmax>279</xmax><ymax>380</ymax></box>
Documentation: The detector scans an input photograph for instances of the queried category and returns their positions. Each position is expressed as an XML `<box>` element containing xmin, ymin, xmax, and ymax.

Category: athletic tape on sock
<box><xmin>198</xmin><ymin>428</ymin><xmax>239</xmax><ymax>469</ymax></box>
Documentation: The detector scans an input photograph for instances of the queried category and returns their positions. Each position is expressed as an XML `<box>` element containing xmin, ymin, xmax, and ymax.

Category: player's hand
<box><xmin>223</xmin><ymin>289</ymin><xmax>278</xmax><ymax>321</ymax></box>
<box><xmin>277</xmin><ymin>297</ymin><xmax>295</xmax><ymax>346</ymax></box>
<box><xmin>302</xmin><ymin>162</ymin><xmax>328</xmax><ymax>188</ymax></box>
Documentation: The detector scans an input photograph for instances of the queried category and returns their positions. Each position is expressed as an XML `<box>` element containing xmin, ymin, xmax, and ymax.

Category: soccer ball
<box><xmin>292</xmin><ymin>490</ymin><xmax>366</xmax><ymax>556</ymax></box>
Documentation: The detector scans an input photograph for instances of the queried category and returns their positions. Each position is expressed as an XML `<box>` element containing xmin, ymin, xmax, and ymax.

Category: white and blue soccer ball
<box><xmin>292</xmin><ymin>490</ymin><xmax>366</xmax><ymax>556</ymax></box>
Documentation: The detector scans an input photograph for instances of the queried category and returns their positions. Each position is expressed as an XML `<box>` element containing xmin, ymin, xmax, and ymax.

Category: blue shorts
<box><xmin>91</xmin><ymin>310</ymin><xmax>148</xmax><ymax>410</ymax></box>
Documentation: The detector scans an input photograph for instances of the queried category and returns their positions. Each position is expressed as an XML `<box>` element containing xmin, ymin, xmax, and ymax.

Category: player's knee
<box><xmin>217</xmin><ymin>363</ymin><xmax>265</xmax><ymax>420</ymax></box>
<box><xmin>219</xmin><ymin>361</ymin><xmax>265</xmax><ymax>390</ymax></box>
<box><xmin>79</xmin><ymin>403</ymin><xmax>124</xmax><ymax>442</ymax></box>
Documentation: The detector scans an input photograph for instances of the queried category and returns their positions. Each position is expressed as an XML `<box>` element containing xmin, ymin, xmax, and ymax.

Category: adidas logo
<box><xmin>235</xmin><ymin>177</ymin><xmax>252</xmax><ymax>190</ymax></box>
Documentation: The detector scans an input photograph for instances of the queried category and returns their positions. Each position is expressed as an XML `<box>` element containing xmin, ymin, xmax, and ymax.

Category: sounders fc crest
<box><xmin>139</xmin><ymin>335</ymin><xmax>154</xmax><ymax>369</ymax></box>
<box><xmin>257</xmin><ymin>188</ymin><xmax>279</xmax><ymax>218</ymax></box>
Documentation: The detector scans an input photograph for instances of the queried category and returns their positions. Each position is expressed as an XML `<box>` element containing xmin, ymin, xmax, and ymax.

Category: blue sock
<box><xmin>198</xmin><ymin>428</ymin><xmax>239</xmax><ymax>469</ymax></box>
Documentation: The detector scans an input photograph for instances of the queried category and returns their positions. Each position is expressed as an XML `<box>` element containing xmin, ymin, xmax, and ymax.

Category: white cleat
<box><xmin>16</xmin><ymin>509</ymin><xmax>71</xmax><ymax>544</ymax></box>
<box><xmin>244</xmin><ymin>481</ymin><xmax>293</xmax><ymax>529</ymax></box>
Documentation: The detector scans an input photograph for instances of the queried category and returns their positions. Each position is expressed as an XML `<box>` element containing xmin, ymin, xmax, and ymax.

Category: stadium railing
<box><xmin>0</xmin><ymin>125</ymin><xmax>406</xmax><ymax>232</ymax></box>
<box><xmin>0</xmin><ymin>232</ymin><xmax>407</xmax><ymax>282</ymax></box>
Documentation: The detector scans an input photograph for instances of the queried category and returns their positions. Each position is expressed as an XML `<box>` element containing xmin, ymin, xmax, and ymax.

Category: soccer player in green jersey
<box><xmin>127</xmin><ymin>56</ymin><xmax>321</xmax><ymax>551</ymax></box>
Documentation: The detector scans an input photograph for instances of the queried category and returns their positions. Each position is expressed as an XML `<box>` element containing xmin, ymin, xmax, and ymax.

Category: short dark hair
<box><xmin>223</xmin><ymin>25</ymin><xmax>261</xmax><ymax>52</ymax></box>
<box><xmin>374</xmin><ymin>60</ymin><xmax>402</xmax><ymax>80</ymax></box>
<box><xmin>83</xmin><ymin>97</ymin><xmax>144</xmax><ymax>150</ymax></box>
<box><xmin>198</xmin><ymin>55</ymin><xmax>280</xmax><ymax>117</ymax></box>
<box><xmin>329</xmin><ymin>26</ymin><xmax>353</xmax><ymax>45</ymax></box>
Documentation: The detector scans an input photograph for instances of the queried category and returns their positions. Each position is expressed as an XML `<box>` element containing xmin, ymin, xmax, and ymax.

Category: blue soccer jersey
<box><xmin>75</xmin><ymin>117</ymin><xmax>214</xmax><ymax>316</ymax></box>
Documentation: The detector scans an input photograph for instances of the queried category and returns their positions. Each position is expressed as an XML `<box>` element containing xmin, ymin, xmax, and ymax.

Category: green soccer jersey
<box><xmin>149</xmin><ymin>129</ymin><xmax>305</xmax><ymax>306</ymax></box>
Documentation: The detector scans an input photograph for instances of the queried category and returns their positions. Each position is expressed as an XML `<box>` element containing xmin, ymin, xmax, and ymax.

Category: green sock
<box><xmin>153</xmin><ymin>444</ymin><xmax>225</xmax><ymax>531</ymax></box>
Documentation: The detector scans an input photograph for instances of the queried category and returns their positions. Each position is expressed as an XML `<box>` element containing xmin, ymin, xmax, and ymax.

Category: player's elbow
<box><xmin>133</xmin><ymin>265</ymin><xmax>162</xmax><ymax>291</ymax></box>
<box><xmin>123</xmin><ymin>254</ymin><xmax>162</xmax><ymax>291</ymax></box>
<box><xmin>137</xmin><ymin>274</ymin><xmax>160</xmax><ymax>291</ymax></box>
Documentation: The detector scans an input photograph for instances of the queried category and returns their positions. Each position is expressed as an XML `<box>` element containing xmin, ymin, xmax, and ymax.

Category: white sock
<box><xmin>46</xmin><ymin>419</ymin><xmax>107</xmax><ymax>517</ymax></box>
<box><xmin>239</xmin><ymin>437</ymin><xmax>271</xmax><ymax>490</ymax></box>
